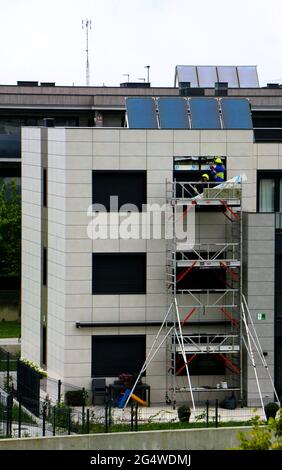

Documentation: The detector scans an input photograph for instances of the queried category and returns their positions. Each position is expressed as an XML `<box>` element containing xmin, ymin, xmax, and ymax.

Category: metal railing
<box><xmin>168</xmin><ymin>180</ymin><xmax>242</xmax><ymax>201</ymax></box>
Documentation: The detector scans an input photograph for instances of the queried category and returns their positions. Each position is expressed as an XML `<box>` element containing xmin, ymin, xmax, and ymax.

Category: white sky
<box><xmin>1</xmin><ymin>0</ymin><xmax>282</xmax><ymax>87</ymax></box>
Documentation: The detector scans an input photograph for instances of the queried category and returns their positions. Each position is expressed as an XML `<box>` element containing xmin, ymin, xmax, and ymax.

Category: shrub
<box><xmin>177</xmin><ymin>405</ymin><xmax>191</xmax><ymax>423</ymax></box>
<box><xmin>236</xmin><ymin>416</ymin><xmax>272</xmax><ymax>450</ymax></box>
<box><xmin>54</xmin><ymin>402</ymin><xmax>70</xmax><ymax>430</ymax></box>
<box><xmin>65</xmin><ymin>390</ymin><xmax>86</xmax><ymax>406</ymax></box>
<box><xmin>235</xmin><ymin>412</ymin><xmax>282</xmax><ymax>450</ymax></box>
<box><xmin>264</xmin><ymin>402</ymin><xmax>279</xmax><ymax>421</ymax></box>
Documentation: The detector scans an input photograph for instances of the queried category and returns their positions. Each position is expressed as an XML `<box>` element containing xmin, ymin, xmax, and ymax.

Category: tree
<box><xmin>0</xmin><ymin>180</ymin><xmax>21</xmax><ymax>278</ymax></box>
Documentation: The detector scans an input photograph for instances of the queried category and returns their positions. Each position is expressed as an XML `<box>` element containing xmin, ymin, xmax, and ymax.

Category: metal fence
<box><xmin>0</xmin><ymin>346</ymin><xmax>276</xmax><ymax>439</ymax></box>
<box><xmin>0</xmin><ymin>391</ymin><xmax>271</xmax><ymax>439</ymax></box>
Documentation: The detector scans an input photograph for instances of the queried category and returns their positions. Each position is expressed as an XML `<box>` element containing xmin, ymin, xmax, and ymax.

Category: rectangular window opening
<box><xmin>92</xmin><ymin>335</ymin><xmax>146</xmax><ymax>377</ymax></box>
<box><xmin>175</xmin><ymin>353</ymin><xmax>226</xmax><ymax>376</ymax></box>
<box><xmin>258</xmin><ymin>171</ymin><xmax>282</xmax><ymax>213</ymax></box>
<box><xmin>92</xmin><ymin>170</ymin><xmax>146</xmax><ymax>212</ymax></box>
<box><xmin>43</xmin><ymin>168</ymin><xmax>47</xmax><ymax>207</ymax></box>
<box><xmin>43</xmin><ymin>247</ymin><xmax>47</xmax><ymax>286</ymax></box>
<box><xmin>92</xmin><ymin>253</ymin><xmax>146</xmax><ymax>294</ymax></box>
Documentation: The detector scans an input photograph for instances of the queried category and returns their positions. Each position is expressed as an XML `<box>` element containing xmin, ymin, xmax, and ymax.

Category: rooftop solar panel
<box><xmin>217</xmin><ymin>66</ymin><xmax>239</xmax><ymax>88</ymax></box>
<box><xmin>126</xmin><ymin>98</ymin><xmax>158</xmax><ymax>129</ymax></box>
<box><xmin>175</xmin><ymin>66</ymin><xmax>198</xmax><ymax>87</ymax></box>
<box><xmin>157</xmin><ymin>98</ymin><xmax>190</xmax><ymax>129</ymax></box>
<box><xmin>237</xmin><ymin>66</ymin><xmax>259</xmax><ymax>88</ymax></box>
<box><xmin>189</xmin><ymin>98</ymin><xmax>221</xmax><ymax>129</ymax></box>
<box><xmin>197</xmin><ymin>66</ymin><xmax>218</xmax><ymax>88</ymax></box>
<box><xmin>220</xmin><ymin>98</ymin><xmax>253</xmax><ymax>129</ymax></box>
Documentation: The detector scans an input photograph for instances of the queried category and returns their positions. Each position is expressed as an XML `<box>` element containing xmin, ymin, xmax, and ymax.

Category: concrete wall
<box><xmin>243</xmin><ymin>212</ymin><xmax>275</xmax><ymax>404</ymax></box>
<box><xmin>21</xmin><ymin>127</ymin><xmax>42</xmax><ymax>365</ymax></box>
<box><xmin>0</xmin><ymin>426</ymin><xmax>250</xmax><ymax>450</ymax></box>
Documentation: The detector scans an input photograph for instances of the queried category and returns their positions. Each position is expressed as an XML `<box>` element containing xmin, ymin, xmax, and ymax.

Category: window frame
<box><xmin>92</xmin><ymin>252</ymin><xmax>147</xmax><ymax>295</ymax></box>
<box><xmin>174</xmin><ymin>353</ymin><xmax>226</xmax><ymax>376</ymax></box>
<box><xmin>92</xmin><ymin>170</ymin><xmax>147</xmax><ymax>212</ymax></box>
<box><xmin>43</xmin><ymin>168</ymin><xmax>47</xmax><ymax>207</ymax></box>
<box><xmin>43</xmin><ymin>247</ymin><xmax>47</xmax><ymax>286</ymax></box>
<box><xmin>257</xmin><ymin>170</ymin><xmax>282</xmax><ymax>213</ymax></box>
<box><xmin>91</xmin><ymin>334</ymin><xmax>146</xmax><ymax>377</ymax></box>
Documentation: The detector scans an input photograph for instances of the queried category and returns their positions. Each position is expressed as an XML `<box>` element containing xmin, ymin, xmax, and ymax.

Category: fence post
<box><xmin>108</xmin><ymin>400</ymin><xmax>112</xmax><ymax>428</ymax></box>
<box><xmin>206</xmin><ymin>400</ymin><xmax>209</xmax><ymax>426</ymax></box>
<box><xmin>18</xmin><ymin>394</ymin><xmax>22</xmax><ymax>438</ymax></box>
<box><xmin>105</xmin><ymin>403</ymin><xmax>108</xmax><ymax>433</ymax></box>
<box><xmin>6</xmin><ymin>352</ymin><xmax>10</xmax><ymax>390</ymax></box>
<box><xmin>57</xmin><ymin>380</ymin><xmax>62</xmax><ymax>404</ymax></box>
<box><xmin>130</xmin><ymin>403</ymin><xmax>134</xmax><ymax>431</ymax></box>
<box><xmin>86</xmin><ymin>408</ymin><xmax>90</xmax><ymax>434</ymax></box>
<box><xmin>52</xmin><ymin>406</ymin><xmax>56</xmax><ymax>436</ymax></box>
<box><xmin>215</xmin><ymin>399</ymin><xmax>219</xmax><ymax>428</ymax></box>
<box><xmin>68</xmin><ymin>407</ymin><xmax>71</xmax><ymax>435</ymax></box>
<box><xmin>6</xmin><ymin>393</ymin><xmax>13</xmax><ymax>437</ymax></box>
<box><xmin>42</xmin><ymin>403</ymin><xmax>47</xmax><ymax>437</ymax></box>
<box><xmin>135</xmin><ymin>403</ymin><xmax>138</xmax><ymax>432</ymax></box>
<box><xmin>82</xmin><ymin>388</ymin><xmax>86</xmax><ymax>431</ymax></box>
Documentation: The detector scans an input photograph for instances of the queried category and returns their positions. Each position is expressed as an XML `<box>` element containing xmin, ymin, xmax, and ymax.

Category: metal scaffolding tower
<box><xmin>165</xmin><ymin>178</ymin><xmax>243</xmax><ymax>407</ymax></box>
<box><xmin>123</xmin><ymin>176</ymin><xmax>279</xmax><ymax>414</ymax></box>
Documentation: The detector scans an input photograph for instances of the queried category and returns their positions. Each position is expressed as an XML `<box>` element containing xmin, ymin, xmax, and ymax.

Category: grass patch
<box><xmin>12</xmin><ymin>404</ymin><xmax>37</xmax><ymax>424</ymax></box>
<box><xmin>0</xmin><ymin>360</ymin><xmax>17</xmax><ymax>371</ymax></box>
<box><xmin>0</xmin><ymin>402</ymin><xmax>37</xmax><ymax>425</ymax></box>
<box><xmin>69</xmin><ymin>419</ymin><xmax>254</xmax><ymax>435</ymax></box>
<box><xmin>0</xmin><ymin>321</ymin><xmax>21</xmax><ymax>339</ymax></box>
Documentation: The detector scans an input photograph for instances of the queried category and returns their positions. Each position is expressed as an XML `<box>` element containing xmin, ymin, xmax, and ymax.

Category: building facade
<box><xmin>21</xmin><ymin>122</ymin><xmax>279</xmax><ymax>405</ymax></box>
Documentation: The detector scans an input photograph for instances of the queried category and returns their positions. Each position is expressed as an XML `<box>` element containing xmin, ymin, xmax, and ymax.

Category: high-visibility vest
<box><xmin>214</xmin><ymin>164</ymin><xmax>225</xmax><ymax>181</ymax></box>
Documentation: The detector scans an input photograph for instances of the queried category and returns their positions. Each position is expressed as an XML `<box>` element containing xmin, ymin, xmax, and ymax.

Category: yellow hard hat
<box><xmin>202</xmin><ymin>173</ymin><xmax>209</xmax><ymax>181</ymax></box>
<box><xmin>215</xmin><ymin>157</ymin><xmax>222</xmax><ymax>164</ymax></box>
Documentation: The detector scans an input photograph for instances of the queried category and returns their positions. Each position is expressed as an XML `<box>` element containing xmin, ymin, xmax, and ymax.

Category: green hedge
<box><xmin>65</xmin><ymin>390</ymin><xmax>85</xmax><ymax>406</ymax></box>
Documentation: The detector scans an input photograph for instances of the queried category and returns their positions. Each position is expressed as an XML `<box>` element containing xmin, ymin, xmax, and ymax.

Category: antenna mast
<box><xmin>82</xmin><ymin>19</ymin><xmax>92</xmax><ymax>86</ymax></box>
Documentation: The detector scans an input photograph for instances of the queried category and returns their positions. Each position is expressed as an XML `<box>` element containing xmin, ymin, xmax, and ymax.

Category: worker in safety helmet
<box><xmin>194</xmin><ymin>173</ymin><xmax>209</xmax><ymax>194</ymax></box>
<box><xmin>210</xmin><ymin>157</ymin><xmax>225</xmax><ymax>182</ymax></box>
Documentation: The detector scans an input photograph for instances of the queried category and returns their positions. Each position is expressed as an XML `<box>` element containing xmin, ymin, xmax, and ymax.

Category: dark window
<box><xmin>258</xmin><ymin>170</ymin><xmax>282</xmax><ymax>212</ymax></box>
<box><xmin>92</xmin><ymin>171</ymin><xmax>146</xmax><ymax>211</ymax></box>
<box><xmin>253</xmin><ymin>110</ymin><xmax>282</xmax><ymax>142</ymax></box>
<box><xmin>43</xmin><ymin>247</ymin><xmax>47</xmax><ymax>286</ymax></box>
<box><xmin>175</xmin><ymin>353</ymin><xmax>226</xmax><ymax>376</ymax></box>
<box><xmin>276</xmin><ymin>235</ymin><xmax>282</xmax><ymax>320</ymax></box>
<box><xmin>275</xmin><ymin>339</ymin><xmax>282</xmax><ymax>395</ymax></box>
<box><xmin>176</xmin><ymin>267</ymin><xmax>227</xmax><ymax>291</ymax></box>
<box><xmin>42</xmin><ymin>324</ymin><xmax>47</xmax><ymax>366</ymax></box>
<box><xmin>92</xmin><ymin>253</ymin><xmax>146</xmax><ymax>294</ymax></box>
<box><xmin>174</xmin><ymin>156</ymin><xmax>227</xmax><ymax>181</ymax></box>
<box><xmin>43</xmin><ymin>169</ymin><xmax>47</xmax><ymax>207</ymax></box>
<box><xmin>92</xmin><ymin>335</ymin><xmax>146</xmax><ymax>377</ymax></box>
<box><xmin>275</xmin><ymin>234</ymin><xmax>282</xmax><ymax>397</ymax></box>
